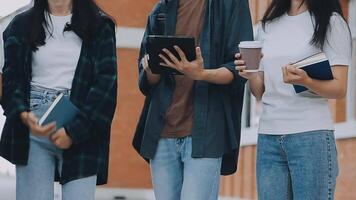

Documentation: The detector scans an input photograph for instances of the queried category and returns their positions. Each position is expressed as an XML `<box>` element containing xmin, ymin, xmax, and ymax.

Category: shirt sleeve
<box><xmin>64</xmin><ymin>19</ymin><xmax>118</xmax><ymax>144</ymax></box>
<box><xmin>221</xmin><ymin>0</ymin><xmax>253</xmax><ymax>93</ymax></box>
<box><xmin>254</xmin><ymin>23</ymin><xmax>265</xmax><ymax>71</ymax></box>
<box><xmin>324</xmin><ymin>13</ymin><xmax>352</xmax><ymax>67</ymax></box>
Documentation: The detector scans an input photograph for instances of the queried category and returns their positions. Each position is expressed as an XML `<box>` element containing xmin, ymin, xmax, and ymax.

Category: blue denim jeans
<box><xmin>257</xmin><ymin>130</ymin><xmax>338</xmax><ymax>200</ymax></box>
<box><xmin>150</xmin><ymin>137</ymin><xmax>222</xmax><ymax>200</ymax></box>
<box><xmin>16</xmin><ymin>86</ymin><xmax>97</xmax><ymax>200</ymax></box>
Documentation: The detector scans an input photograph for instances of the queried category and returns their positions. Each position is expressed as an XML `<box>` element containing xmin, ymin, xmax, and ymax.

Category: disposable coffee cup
<box><xmin>239</xmin><ymin>41</ymin><xmax>263</xmax><ymax>72</ymax></box>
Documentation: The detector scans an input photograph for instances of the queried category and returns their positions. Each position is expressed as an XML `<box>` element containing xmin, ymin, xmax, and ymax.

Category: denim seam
<box><xmin>326</xmin><ymin>133</ymin><xmax>333</xmax><ymax>200</ymax></box>
<box><xmin>278</xmin><ymin>136</ymin><xmax>292</xmax><ymax>199</ymax></box>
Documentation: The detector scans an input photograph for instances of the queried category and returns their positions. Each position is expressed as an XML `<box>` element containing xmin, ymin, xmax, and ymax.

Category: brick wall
<box><xmin>96</xmin><ymin>0</ymin><xmax>157</xmax><ymax>188</ymax></box>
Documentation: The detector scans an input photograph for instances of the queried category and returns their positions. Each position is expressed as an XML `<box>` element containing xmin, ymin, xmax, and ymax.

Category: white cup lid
<box><xmin>239</xmin><ymin>41</ymin><xmax>262</xmax><ymax>48</ymax></box>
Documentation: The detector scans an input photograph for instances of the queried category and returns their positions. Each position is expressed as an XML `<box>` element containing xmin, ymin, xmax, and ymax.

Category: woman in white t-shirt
<box><xmin>235</xmin><ymin>0</ymin><xmax>352</xmax><ymax>199</ymax></box>
<box><xmin>0</xmin><ymin>0</ymin><xmax>117</xmax><ymax>200</ymax></box>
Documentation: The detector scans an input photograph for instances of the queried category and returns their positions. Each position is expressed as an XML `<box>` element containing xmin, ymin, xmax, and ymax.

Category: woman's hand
<box><xmin>282</xmin><ymin>64</ymin><xmax>312</xmax><ymax>86</ymax></box>
<box><xmin>142</xmin><ymin>54</ymin><xmax>161</xmax><ymax>85</ymax></box>
<box><xmin>235</xmin><ymin>53</ymin><xmax>259</xmax><ymax>80</ymax></box>
<box><xmin>50</xmin><ymin>128</ymin><xmax>73</xmax><ymax>150</ymax></box>
<box><xmin>20</xmin><ymin>111</ymin><xmax>56</xmax><ymax>137</ymax></box>
<box><xmin>159</xmin><ymin>46</ymin><xmax>206</xmax><ymax>81</ymax></box>
<box><xmin>282</xmin><ymin>64</ymin><xmax>348</xmax><ymax>99</ymax></box>
<box><xmin>142</xmin><ymin>54</ymin><xmax>155</xmax><ymax>74</ymax></box>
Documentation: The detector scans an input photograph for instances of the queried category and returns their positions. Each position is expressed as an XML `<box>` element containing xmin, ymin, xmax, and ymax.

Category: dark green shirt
<box><xmin>0</xmin><ymin>10</ymin><xmax>117</xmax><ymax>185</ymax></box>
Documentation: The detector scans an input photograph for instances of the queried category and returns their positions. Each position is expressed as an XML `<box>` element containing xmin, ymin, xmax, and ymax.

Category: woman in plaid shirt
<box><xmin>0</xmin><ymin>0</ymin><xmax>117</xmax><ymax>199</ymax></box>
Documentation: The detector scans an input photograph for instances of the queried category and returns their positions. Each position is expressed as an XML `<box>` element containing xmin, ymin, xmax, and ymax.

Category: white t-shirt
<box><xmin>257</xmin><ymin>11</ymin><xmax>352</xmax><ymax>134</ymax></box>
<box><xmin>31</xmin><ymin>13</ymin><xmax>82</xmax><ymax>90</ymax></box>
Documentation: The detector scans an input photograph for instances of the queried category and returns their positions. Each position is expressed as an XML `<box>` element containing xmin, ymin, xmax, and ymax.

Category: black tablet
<box><xmin>146</xmin><ymin>35</ymin><xmax>196</xmax><ymax>75</ymax></box>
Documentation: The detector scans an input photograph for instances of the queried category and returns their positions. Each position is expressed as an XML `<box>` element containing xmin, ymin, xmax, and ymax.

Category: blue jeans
<box><xmin>150</xmin><ymin>137</ymin><xmax>222</xmax><ymax>200</ymax></box>
<box><xmin>16</xmin><ymin>86</ymin><xmax>97</xmax><ymax>200</ymax></box>
<box><xmin>257</xmin><ymin>130</ymin><xmax>338</xmax><ymax>200</ymax></box>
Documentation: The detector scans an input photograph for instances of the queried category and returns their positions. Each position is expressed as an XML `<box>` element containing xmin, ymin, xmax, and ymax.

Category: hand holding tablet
<box><xmin>145</xmin><ymin>35</ymin><xmax>197</xmax><ymax>75</ymax></box>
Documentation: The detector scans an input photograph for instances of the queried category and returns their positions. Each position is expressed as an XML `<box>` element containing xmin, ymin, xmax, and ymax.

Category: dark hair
<box><xmin>262</xmin><ymin>0</ymin><xmax>346</xmax><ymax>49</ymax></box>
<box><xmin>29</xmin><ymin>0</ymin><xmax>112</xmax><ymax>50</ymax></box>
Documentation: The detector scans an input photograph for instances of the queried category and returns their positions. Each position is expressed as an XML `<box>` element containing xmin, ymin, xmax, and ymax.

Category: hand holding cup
<box><xmin>235</xmin><ymin>53</ymin><xmax>259</xmax><ymax>80</ymax></box>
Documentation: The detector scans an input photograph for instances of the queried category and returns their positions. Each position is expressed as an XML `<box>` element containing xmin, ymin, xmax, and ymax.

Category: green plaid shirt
<box><xmin>0</xmin><ymin>11</ymin><xmax>117</xmax><ymax>185</ymax></box>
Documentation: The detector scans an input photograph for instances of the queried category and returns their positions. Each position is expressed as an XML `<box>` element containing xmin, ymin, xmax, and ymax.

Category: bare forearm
<box><xmin>303</xmin><ymin>78</ymin><xmax>347</xmax><ymax>99</ymax></box>
<box><xmin>301</xmin><ymin>67</ymin><xmax>348</xmax><ymax>99</ymax></box>
<box><xmin>201</xmin><ymin>67</ymin><xmax>234</xmax><ymax>84</ymax></box>
<box><xmin>248</xmin><ymin>73</ymin><xmax>265</xmax><ymax>100</ymax></box>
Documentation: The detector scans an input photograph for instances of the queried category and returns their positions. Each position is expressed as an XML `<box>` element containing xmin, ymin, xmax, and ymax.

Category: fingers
<box><xmin>50</xmin><ymin>129</ymin><xmax>61</xmax><ymax>141</ymax></box>
<box><xmin>162</xmin><ymin>48</ymin><xmax>180</xmax><ymax>64</ymax></box>
<box><xmin>238</xmin><ymin>68</ymin><xmax>249</xmax><ymax>76</ymax></box>
<box><xmin>292</xmin><ymin>67</ymin><xmax>305</xmax><ymax>76</ymax></box>
<box><xmin>285</xmin><ymin>65</ymin><xmax>298</xmax><ymax>74</ymax></box>
<box><xmin>159</xmin><ymin>54</ymin><xmax>176</xmax><ymax>69</ymax></box>
<box><xmin>31</xmin><ymin>122</ymin><xmax>56</xmax><ymax>137</ymax></box>
<box><xmin>40</xmin><ymin>122</ymin><xmax>57</xmax><ymax>135</ymax></box>
<box><xmin>282</xmin><ymin>66</ymin><xmax>289</xmax><ymax>83</ymax></box>
<box><xmin>51</xmin><ymin>135</ymin><xmax>62</xmax><ymax>148</ymax></box>
<box><xmin>234</xmin><ymin>53</ymin><xmax>245</xmax><ymax>67</ymax></box>
<box><xmin>235</xmin><ymin>53</ymin><xmax>241</xmax><ymax>59</ymax></box>
<box><xmin>27</xmin><ymin>112</ymin><xmax>38</xmax><ymax>125</ymax></box>
<box><xmin>50</xmin><ymin>129</ymin><xmax>72</xmax><ymax>150</ymax></box>
<box><xmin>142</xmin><ymin>54</ymin><xmax>151</xmax><ymax>72</ymax></box>
<box><xmin>234</xmin><ymin>59</ymin><xmax>245</xmax><ymax>66</ymax></box>
<box><xmin>196</xmin><ymin>47</ymin><xmax>203</xmax><ymax>62</ymax></box>
<box><xmin>282</xmin><ymin>66</ymin><xmax>287</xmax><ymax>76</ymax></box>
<box><xmin>143</xmin><ymin>55</ymin><xmax>149</xmax><ymax>68</ymax></box>
<box><xmin>174</xmin><ymin>46</ymin><xmax>187</xmax><ymax>61</ymax></box>
<box><xmin>236</xmin><ymin>65</ymin><xmax>247</xmax><ymax>71</ymax></box>
<box><xmin>283</xmin><ymin>65</ymin><xmax>305</xmax><ymax>84</ymax></box>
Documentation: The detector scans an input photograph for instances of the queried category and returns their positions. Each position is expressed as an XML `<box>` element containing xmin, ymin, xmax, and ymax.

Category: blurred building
<box><xmin>99</xmin><ymin>0</ymin><xmax>356</xmax><ymax>199</ymax></box>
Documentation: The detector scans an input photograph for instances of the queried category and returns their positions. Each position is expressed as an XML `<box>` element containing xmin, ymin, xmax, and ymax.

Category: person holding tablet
<box><xmin>0</xmin><ymin>0</ymin><xmax>117</xmax><ymax>199</ymax></box>
<box><xmin>235</xmin><ymin>0</ymin><xmax>352</xmax><ymax>199</ymax></box>
<box><xmin>133</xmin><ymin>0</ymin><xmax>253</xmax><ymax>199</ymax></box>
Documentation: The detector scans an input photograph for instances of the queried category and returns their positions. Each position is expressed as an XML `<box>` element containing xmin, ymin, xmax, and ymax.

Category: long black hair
<box><xmin>29</xmin><ymin>0</ymin><xmax>112</xmax><ymax>50</ymax></box>
<box><xmin>262</xmin><ymin>0</ymin><xmax>346</xmax><ymax>49</ymax></box>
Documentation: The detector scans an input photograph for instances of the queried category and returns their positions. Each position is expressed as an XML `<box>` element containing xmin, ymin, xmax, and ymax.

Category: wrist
<box><xmin>20</xmin><ymin>112</ymin><xmax>29</xmax><ymax>125</ymax></box>
<box><xmin>199</xmin><ymin>69</ymin><xmax>210</xmax><ymax>81</ymax></box>
<box><xmin>302</xmin><ymin>77</ymin><xmax>313</xmax><ymax>87</ymax></box>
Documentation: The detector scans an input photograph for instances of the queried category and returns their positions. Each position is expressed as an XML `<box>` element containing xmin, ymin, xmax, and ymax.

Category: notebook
<box><xmin>146</xmin><ymin>35</ymin><xmax>196</xmax><ymax>75</ymax></box>
<box><xmin>39</xmin><ymin>93</ymin><xmax>79</xmax><ymax>129</ymax></box>
<box><xmin>292</xmin><ymin>52</ymin><xmax>334</xmax><ymax>93</ymax></box>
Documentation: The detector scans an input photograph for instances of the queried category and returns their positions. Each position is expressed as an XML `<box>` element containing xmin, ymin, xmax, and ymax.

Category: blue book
<box><xmin>292</xmin><ymin>52</ymin><xmax>334</xmax><ymax>93</ymax></box>
<box><xmin>39</xmin><ymin>93</ymin><xmax>79</xmax><ymax>129</ymax></box>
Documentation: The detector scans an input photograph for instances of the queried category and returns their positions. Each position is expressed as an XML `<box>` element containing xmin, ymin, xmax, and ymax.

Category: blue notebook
<box><xmin>39</xmin><ymin>93</ymin><xmax>79</xmax><ymax>129</ymax></box>
<box><xmin>292</xmin><ymin>53</ymin><xmax>334</xmax><ymax>93</ymax></box>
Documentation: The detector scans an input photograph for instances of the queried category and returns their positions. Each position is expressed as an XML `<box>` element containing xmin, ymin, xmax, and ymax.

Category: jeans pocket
<box><xmin>30</xmin><ymin>99</ymin><xmax>42</xmax><ymax>111</ymax></box>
